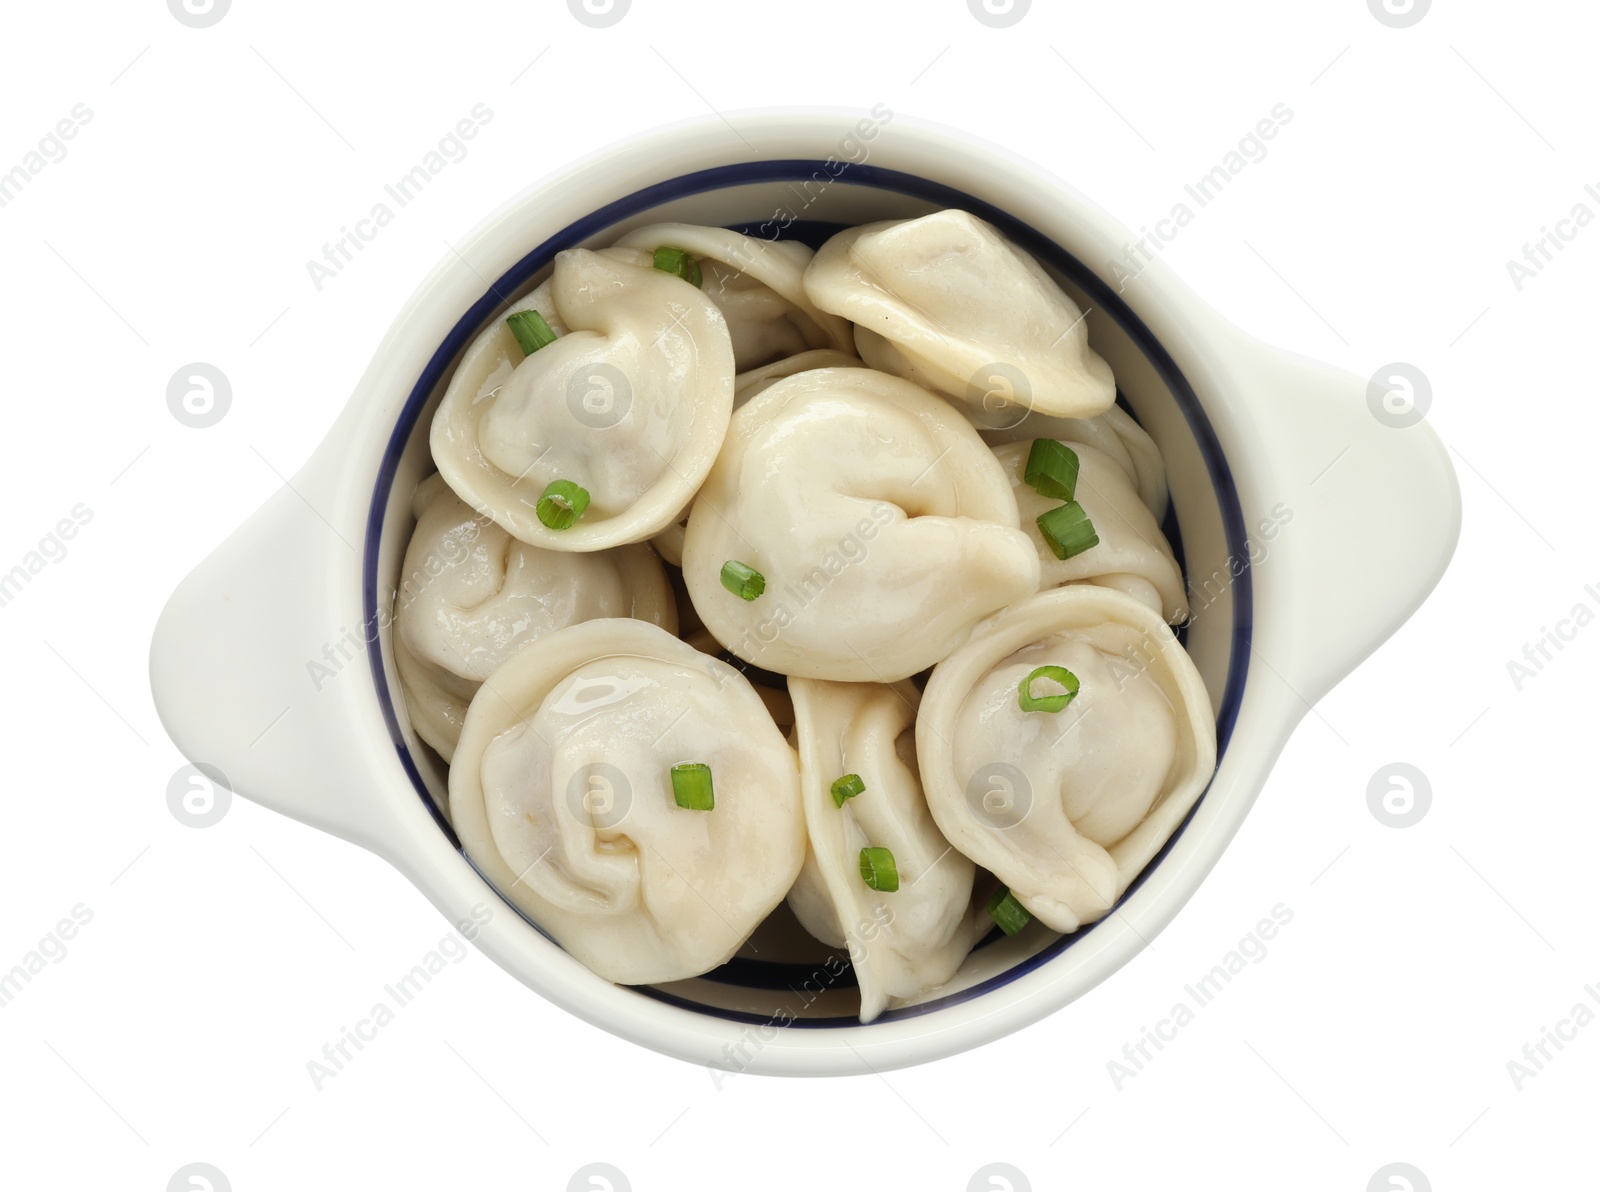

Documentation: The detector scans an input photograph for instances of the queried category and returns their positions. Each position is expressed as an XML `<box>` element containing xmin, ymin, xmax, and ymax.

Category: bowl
<box><xmin>149</xmin><ymin>108</ymin><xmax>1460</xmax><ymax>1075</ymax></box>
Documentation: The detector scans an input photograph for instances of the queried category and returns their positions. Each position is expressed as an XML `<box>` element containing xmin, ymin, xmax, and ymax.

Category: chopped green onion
<box><xmin>720</xmin><ymin>560</ymin><xmax>765</xmax><ymax>601</ymax></box>
<box><xmin>858</xmin><ymin>847</ymin><xmax>899</xmax><ymax>892</ymax></box>
<box><xmin>1018</xmin><ymin>665</ymin><xmax>1080</xmax><ymax>714</ymax></box>
<box><xmin>652</xmin><ymin>246</ymin><xmax>703</xmax><ymax>287</ymax></box>
<box><xmin>830</xmin><ymin>774</ymin><xmax>865</xmax><ymax>808</ymax></box>
<box><xmin>535</xmin><ymin>480</ymin><xmax>590</xmax><ymax>530</ymax></box>
<box><xmin>986</xmin><ymin>886</ymin><xmax>1032</xmax><ymax>936</ymax></box>
<box><xmin>1024</xmin><ymin>439</ymin><xmax>1081</xmax><ymax>502</ymax></box>
<box><xmin>670</xmin><ymin>763</ymin><xmax>714</xmax><ymax>811</ymax></box>
<box><xmin>1036</xmin><ymin>501</ymin><xmax>1099</xmax><ymax>561</ymax></box>
<box><xmin>506</xmin><ymin>309</ymin><xmax>558</xmax><ymax>356</ymax></box>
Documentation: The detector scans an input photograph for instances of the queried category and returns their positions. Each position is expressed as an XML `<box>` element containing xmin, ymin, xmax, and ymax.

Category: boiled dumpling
<box><xmin>681</xmin><ymin>367</ymin><xmax>1040</xmax><ymax>682</ymax></box>
<box><xmin>611</xmin><ymin>223</ymin><xmax>853</xmax><ymax>371</ymax></box>
<box><xmin>448</xmin><ymin>618</ymin><xmax>805</xmax><ymax>984</ymax></box>
<box><xmin>734</xmin><ymin>348</ymin><xmax>864</xmax><ymax>406</ymax></box>
<box><xmin>393</xmin><ymin>475</ymin><xmax>676</xmax><ymax>762</ymax></box>
<box><xmin>996</xmin><ymin>440</ymin><xmax>1187</xmax><ymax>623</ymax></box>
<box><xmin>786</xmin><ymin>679</ymin><xmax>977</xmax><ymax>1023</ymax></box>
<box><xmin>683</xmin><ymin>627</ymin><xmax>795</xmax><ymax>734</ymax></box>
<box><xmin>650</xmin><ymin>341</ymin><xmax>878</xmax><ymax>561</ymax></box>
<box><xmin>917</xmin><ymin>586</ymin><xmax>1216</xmax><ymax>934</ymax></box>
<box><xmin>982</xmin><ymin>403</ymin><xmax>1168</xmax><ymax>518</ymax></box>
<box><xmin>430</xmin><ymin>246</ymin><xmax>735</xmax><ymax>551</ymax></box>
<box><xmin>650</xmin><ymin>513</ymin><xmax>689</xmax><ymax>569</ymax></box>
<box><xmin>803</xmin><ymin>210</ymin><xmax>1116</xmax><ymax>421</ymax></box>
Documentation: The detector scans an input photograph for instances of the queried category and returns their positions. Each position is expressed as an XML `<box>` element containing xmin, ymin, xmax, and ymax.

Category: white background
<box><xmin>1</xmin><ymin>1</ymin><xmax>1594</xmax><ymax>1189</ymax></box>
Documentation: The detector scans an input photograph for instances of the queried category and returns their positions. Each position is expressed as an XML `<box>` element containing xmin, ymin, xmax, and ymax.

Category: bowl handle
<box><xmin>1219</xmin><ymin>333</ymin><xmax>1461</xmax><ymax>708</ymax></box>
<box><xmin>149</xmin><ymin>472</ymin><xmax>406</xmax><ymax>855</ymax></box>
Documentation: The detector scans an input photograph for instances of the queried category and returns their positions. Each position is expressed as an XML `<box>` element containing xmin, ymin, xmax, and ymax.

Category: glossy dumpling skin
<box><xmin>803</xmin><ymin>210</ymin><xmax>1116</xmax><ymax>421</ymax></box>
<box><xmin>448</xmin><ymin>619</ymin><xmax>805</xmax><ymax>985</ymax></box>
<box><xmin>917</xmin><ymin>587</ymin><xmax>1216</xmax><ymax>935</ymax></box>
<box><xmin>611</xmin><ymin>223</ymin><xmax>854</xmax><ymax>371</ymax></box>
<box><xmin>649</xmin><ymin>339</ymin><xmax>868</xmax><ymax>567</ymax></box>
<box><xmin>786</xmin><ymin>679</ymin><xmax>977</xmax><ymax>1023</ymax></box>
<box><xmin>684</xmin><ymin>627</ymin><xmax>795</xmax><ymax>734</ymax></box>
<box><xmin>393</xmin><ymin>475</ymin><xmax>676</xmax><ymax>762</ymax></box>
<box><xmin>734</xmin><ymin>348</ymin><xmax>864</xmax><ymax>407</ymax></box>
<box><xmin>649</xmin><ymin>514</ymin><xmax>689</xmax><ymax>569</ymax></box>
<box><xmin>995</xmin><ymin>440</ymin><xmax>1188</xmax><ymax>623</ymax></box>
<box><xmin>982</xmin><ymin>403</ymin><xmax>1168</xmax><ymax>519</ymax></box>
<box><xmin>681</xmin><ymin>367</ymin><xmax>1040</xmax><ymax>682</ymax></box>
<box><xmin>430</xmin><ymin>247</ymin><xmax>735</xmax><ymax>551</ymax></box>
<box><xmin>649</xmin><ymin>344</ymin><xmax>880</xmax><ymax>564</ymax></box>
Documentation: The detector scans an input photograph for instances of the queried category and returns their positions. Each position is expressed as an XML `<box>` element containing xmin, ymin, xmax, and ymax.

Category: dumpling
<box><xmin>684</xmin><ymin>627</ymin><xmax>795</xmax><ymax>734</ymax></box>
<box><xmin>650</xmin><ymin>514</ymin><xmax>688</xmax><ymax>568</ymax></box>
<box><xmin>611</xmin><ymin>223</ymin><xmax>853</xmax><ymax>371</ymax></box>
<box><xmin>982</xmin><ymin>403</ymin><xmax>1168</xmax><ymax>518</ymax></box>
<box><xmin>917</xmin><ymin>586</ymin><xmax>1216</xmax><ymax>935</ymax></box>
<box><xmin>681</xmin><ymin>367</ymin><xmax>1040</xmax><ymax>682</ymax></box>
<box><xmin>996</xmin><ymin>440</ymin><xmax>1187</xmax><ymax>623</ymax></box>
<box><xmin>785</xmin><ymin>679</ymin><xmax>977</xmax><ymax>1023</ymax></box>
<box><xmin>448</xmin><ymin>618</ymin><xmax>805</xmax><ymax>984</ymax></box>
<box><xmin>393</xmin><ymin>475</ymin><xmax>676</xmax><ymax>762</ymax></box>
<box><xmin>803</xmin><ymin>210</ymin><xmax>1116</xmax><ymax>421</ymax></box>
<box><xmin>734</xmin><ymin>348</ymin><xmax>864</xmax><ymax>406</ymax></box>
<box><xmin>641</xmin><ymin>329</ymin><xmax>889</xmax><ymax>561</ymax></box>
<box><xmin>430</xmin><ymin>246</ymin><xmax>735</xmax><ymax>551</ymax></box>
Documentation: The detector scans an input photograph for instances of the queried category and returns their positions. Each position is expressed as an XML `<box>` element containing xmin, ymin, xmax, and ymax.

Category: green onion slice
<box><xmin>1018</xmin><ymin>665</ymin><xmax>1080</xmax><ymax>714</ymax></box>
<box><xmin>830</xmin><ymin>774</ymin><xmax>865</xmax><ymax>808</ymax></box>
<box><xmin>535</xmin><ymin>480</ymin><xmax>590</xmax><ymax>530</ymax></box>
<box><xmin>986</xmin><ymin>886</ymin><xmax>1032</xmax><ymax>936</ymax></box>
<box><xmin>506</xmin><ymin>309</ymin><xmax>558</xmax><ymax>356</ymax></box>
<box><xmin>720</xmin><ymin>560</ymin><xmax>765</xmax><ymax>601</ymax></box>
<box><xmin>1024</xmin><ymin>439</ymin><xmax>1081</xmax><ymax>502</ymax></box>
<box><xmin>858</xmin><ymin>847</ymin><xmax>899</xmax><ymax>893</ymax></box>
<box><xmin>670</xmin><ymin>763</ymin><xmax>714</xmax><ymax>811</ymax></box>
<box><xmin>652</xmin><ymin>246</ymin><xmax>703</xmax><ymax>288</ymax></box>
<box><xmin>1036</xmin><ymin>501</ymin><xmax>1099</xmax><ymax>561</ymax></box>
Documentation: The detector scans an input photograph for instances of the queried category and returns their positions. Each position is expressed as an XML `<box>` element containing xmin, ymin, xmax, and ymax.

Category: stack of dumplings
<box><xmin>397</xmin><ymin>210</ymin><xmax>1216</xmax><ymax>1022</ymax></box>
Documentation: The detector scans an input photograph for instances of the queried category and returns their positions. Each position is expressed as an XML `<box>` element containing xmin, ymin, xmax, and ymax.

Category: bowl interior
<box><xmin>365</xmin><ymin>163</ymin><xmax>1251</xmax><ymax>1026</ymax></box>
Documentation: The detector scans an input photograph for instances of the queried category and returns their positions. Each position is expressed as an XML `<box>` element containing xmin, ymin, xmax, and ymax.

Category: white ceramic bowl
<box><xmin>150</xmin><ymin>109</ymin><xmax>1460</xmax><ymax>1076</ymax></box>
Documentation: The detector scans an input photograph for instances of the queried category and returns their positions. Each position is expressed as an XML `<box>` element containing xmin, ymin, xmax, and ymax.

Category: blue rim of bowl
<box><xmin>364</xmin><ymin>160</ymin><xmax>1253</xmax><ymax>1028</ymax></box>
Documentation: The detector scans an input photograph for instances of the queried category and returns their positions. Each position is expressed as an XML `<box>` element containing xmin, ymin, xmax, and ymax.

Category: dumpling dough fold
<box><xmin>653</xmin><ymin>342</ymin><xmax>866</xmax><ymax>565</ymax></box>
<box><xmin>804</xmin><ymin>210</ymin><xmax>1116</xmax><ymax>421</ymax></box>
<box><xmin>995</xmin><ymin>440</ymin><xmax>1187</xmax><ymax>624</ymax></box>
<box><xmin>917</xmin><ymin>587</ymin><xmax>1216</xmax><ymax>935</ymax></box>
<box><xmin>734</xmin><ymin>348</ymin><xmax>864</xmax><ymax>406</ymax></box>
<box><xmin>785</xmin><ymin>679</ymin><xmax>977</xmax><ymax>1023</ymax></box>
<box><xmin>983</xmin><ymin>403</ymin><xmax>1168</xmax><ymax>519</ymax></box>
<box><xmin>394</xmin><ymin>474</ymin><xmax>676</xmax><ymax>762</ymax></box>
<box><xmin>682</xmin><ymin>367</ymin><xmax>1040</xmax><ymax>682</ymax></box>
<box><xmin>449</xmin><ymin>619</ymin><xmax>805</xmax><ymax>984</ymax></box>
<box><xmin>611</xmin><ymin>223</ymin><xmax>854</xmax><ymax>371</ymax></box>
<box><xmin>431</xmin><ymin>247</ymin><xmax>735</xmax><ymax>551</ymax></box>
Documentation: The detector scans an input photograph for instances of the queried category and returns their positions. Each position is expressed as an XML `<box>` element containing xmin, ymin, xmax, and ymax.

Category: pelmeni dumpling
<box><xmin>734</xmin><ymin>348</ymin><xmax>864</xmax><ymax>406</ymax></box>
<box><xmin>786</xmin><ymin>679</ymin><xmax>978</xmax><ymax>1023</ymax></box>
<box><xmin>611</xmin><ymin>223</ymin><xmax>853</xmax><ymax>371</ymax></box>
<box><xmin>917</xmin><ymin>586</ymin><xmax>1216</xmax><ymax>935</ymax></box>
<box><xmin>996</xmin><ymin>440</ymin><xmax>1187</xmax><ymax>623</ymax></box>
<box><xmin>449</xmin><ymin>618</ymin><xmax>805</xmax><ymax>984</ymax></box>
<box><xmin>982</xmin><ymin>403</ymin><xmax>1168</xmax><ymax>518</ymax></box>
<box><xmin>803</xmin><ymin>210</ymin><xmax>1116</xmax><ymax>421</ymax></box>
<box><xmin>681</xmin><ymin>367</ymin><xmax>1040</xmax><ymax>682</ymax></box>
<box><xmin>393</xmin><ymin>475</ymin><xmax>676</xmax><ymax>763</ymax></box>
<box><xmin>651</xmin><ymin>514</ymin><xmax>689</xmax><ymax>568</ymax></box>
<box><xmin>684</xmin><ymin>628</ymin><xmax>795</xmax><ymax>734</ymax></box>
<box><xmin>431</xmin><ymin>247</ymin><xmax>735</xmax><ymax>551</ymax></box>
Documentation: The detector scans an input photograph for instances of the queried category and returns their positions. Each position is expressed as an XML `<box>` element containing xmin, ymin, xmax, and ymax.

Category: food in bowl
<box><xmin>150</xmin><ymin>112</ymin><xmax>1461</xmax><ymax>1071</ymax></box>
<box><xmin>392</xmin><ymin>209</ymin><xmax>1216</xmax><ymax>1023</ymax></box>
